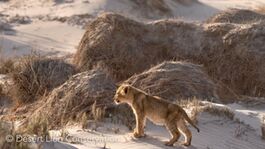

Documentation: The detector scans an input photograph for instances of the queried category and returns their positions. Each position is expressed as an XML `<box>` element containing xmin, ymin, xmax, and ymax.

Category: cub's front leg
<box><xmin>133</xmin><ymin>110</ymin><xmax>146</xmax><ymax>138</ymax></box>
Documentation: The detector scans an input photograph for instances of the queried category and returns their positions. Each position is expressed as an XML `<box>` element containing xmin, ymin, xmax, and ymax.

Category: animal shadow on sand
<box><xmin>132</xmin><ymin>135</ymin><xmax>197</xmax><ymax>149</ymax></box>
<box><xmin>41</xmin><ymin>142</ymin><xmax>78</xmax><ymax>149</ymax></box>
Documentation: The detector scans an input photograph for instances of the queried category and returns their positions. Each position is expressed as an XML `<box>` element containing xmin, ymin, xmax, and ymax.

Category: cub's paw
<box><xmin>164</xmin><ymin>141</ymin><xmax>174</xmax><ymax>146</ymax></box>
<box><xmin>133</xmin><ymin>132</ymin><xmax>145</xmax><ymax>138</ymax></box>
<box><xmin>180</xmin><ymin>142</ymin><xmax>191</xmax><ymax>146</ymax></box>
<box><xmin>133</xmin><ymin>132</ymin><xmax>141</xmax><ymax>138</ymax></box>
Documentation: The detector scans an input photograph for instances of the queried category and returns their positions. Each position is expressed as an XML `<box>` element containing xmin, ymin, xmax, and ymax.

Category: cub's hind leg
<box><xmin>164</xmin><ymin>115</ymin><xmax>180</xmax><ymax>146</ymax></box>
<box><xmin>177</xmin><ymin>119</ymin><xmax>192</xmax><ymax>146</ymax></box>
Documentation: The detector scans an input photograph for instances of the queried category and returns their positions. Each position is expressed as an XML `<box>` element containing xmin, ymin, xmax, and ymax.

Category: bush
<box><xmin>12</xmin><ymin>56</ymin><xmax>76</xmax><ymax>104</ymax></box>
<box><xmin>75</xmin><ymin>12</ymin><xmax>265</xmax><ymax>98</ymax></box>
<box><xmin>125</xmin><ymin>61</ymin><xmax>236</xmax><ymax>102</ymax></box>
<box><xmin>0</xmin><ymin>59</ymin><xmax>15</xmax><ymax>74</ymax></box>
<box><xmin>207</xmin><ymin>9</ymin><xmax>265</xmax><ymax>24</ymax></box>
<box><xmin>74</xmin><ymin>13</ymin><xmax>202</xmax><ymax>81</ymax></box>
<box><xmin>26</xmin><ymin>69</ymin><xmax>116</xmax><ymax>129</ymax></box>
<box><xmin>0</xmin><ymin>121</ymin><xmax>30</xmax><ymax>149</ymax></box>
<box><xmin>261</xmin><ymin>116</ymin><xmax>265</xmax><ymax>140</ymax></box>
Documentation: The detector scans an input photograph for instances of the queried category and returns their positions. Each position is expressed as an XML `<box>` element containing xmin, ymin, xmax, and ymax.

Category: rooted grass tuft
<box><xmin>261</xmin><ymin>116</ymin><xmax>265</xmax><ymax>140</ymax></box>
<box><xmin>11</xmin><ymin>55</ymin><xmax>76</xmax><ymax>104</ymax></box>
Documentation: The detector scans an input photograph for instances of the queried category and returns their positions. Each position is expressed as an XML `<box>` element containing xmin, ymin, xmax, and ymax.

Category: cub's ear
<box><xmin>115</xmin><ymin>82</ymin><xmax>123</xmax><ymax>88</ymax></box>
<box><xmin>123</xmin><ymin>86</ymin><xmax>129</xmax><ymax>94</ymax></box>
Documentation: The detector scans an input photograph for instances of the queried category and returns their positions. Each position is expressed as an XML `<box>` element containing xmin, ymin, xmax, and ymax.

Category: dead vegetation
<box><xmin>25</xmin><ymin>114</ymin><xmax>49</xmax><ymax>138</ymax></box>
<box><xmin>261</xmin><ymin>116</ymin><xmax>265</xmax><ymax>140</ymax></box>
<box><xmin>128</xmin><ymin>0</ymin><xmax>199</xmax><ymax>19</ymax></box>
<box><xmin>75</xmin><ymin>12</ymin><xmax>265</xmax><ymax>99</ymax></box>
<box><xmin>107</xmin><ymin>104</ymin><xmax>135</xmax><ymax>130</ymax></box>
<box><xmin>173</xmin><ymin>0</ymin><xmax>199</xmax><ymax>6</ymax></box>
<box><xmin>204</xmin><ymin>21</ymin><xmax>265</xmax><ymax>97</ymax></box>
<box><xmin>178</xmin><ymin>99</ymin><xmax>235</xmax><ymax>121</ymax></box>
<box><xmin>0</xmin><ymin>20</ymin><xmax>12</xmax><ymax>30</ymax></box>
<box><xmin>0</xmin><ymin>83</ymin><xmax>5</xmax><ymax>99</ymax></box>
<box><xmin>0</xmin><ymin>121</ymin><xmax>30</xmax><ymax>149</ymax></box>
<box><xmin>207</xmin><ymin>9</ymin><xmax>265</xmax><ymax>24</ymax></box>
<box><xmin>74</xmin><ymin>12</ymin><xmax>203</xmax><ymax>81</ymax></box>
<box><xmin>0</xmin><ymin>58</ymin><xmax>15</xmax><ymax>74</ymax></box>
<box><xmin>81</xmin><ymin>113</ymin><xmax>88</xmax><ymax>130</ymax></box>
<box><xmin>129</xmin><ymin>0</ymin><xmax>172</xmax><ymax>18</ymax></box>
<box><xmin>174</xmin><ymin>99</ymin><xmax>235</xmax><ymax>125</ymax></box>
<box><xmin>0</xmin><ymin>85</ymin><xmax>12</xmax><ymax>115</ymax></box>
<box><xmin>200</xmin><ymin>103</ymin><xmax>235</xmax><ymax>120</ymax></box>
<box><xmin>125</xmin><ymin>61</ymin><xmax>227</xmax><ymax>102</ymax></box>
<box><xmin>0</xmin><ymin>85</ymin><xmax>3</xmax><ymax>96</ymax></box>
<box><xmin>1</xmin><ymin>9</ymin><xmax>265</xmax><ymax>138</ymax></box>
<box><xmin>37</xmin><ymin>13</ymin><xmax>94</xmax><ymax>29</ymax></box>
<box><xmin>26</xmin><ymin>69</ymin><xmax>116</xmax><ymax>129</ymax></box>
<box><xmin>91</xmin><ymin>100</ymin><xmax>106</xmax><ymax>122</ymax></box>
<box><xmin>175</xmin><ymin>98</ymin><xmax>201</xmax><ymax>124</ymax></box>
<box><xmin>11</xmin><ymin>55</ymin><xmax>76</xmax><ymax>104</ymax></box>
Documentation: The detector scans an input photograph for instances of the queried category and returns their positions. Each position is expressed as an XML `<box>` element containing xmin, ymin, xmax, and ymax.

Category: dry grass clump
<box><xmin>173</xmin><ymin>0</ymin><xmax>199</xmax><ymax>6</ymax></box>
<box><xmin>261</xmin><ymin>116</ymin><xmax>265</xmax><ymax>140</ymax></box>
<box><xmin>0</xmin><ymin>85</ymin><xmax>4</xmax><ymax>97</ymax></box>
<box><xmin>129</xmin><ymin>0</ymin><xmax>172</xmax><ymax>18</ymax></box>
<box><xmin>0</xmin><ymin>19</ymin><xmax>12</xmax><ymax>31</ymax></box>
<box><xmin>41</xmin><ymin>14</ymin><xmax>94</xmax><ymax>29</ymax></box>
<box><xmin>26</xmin><ymin>115</ymin><xmax>49</xmax><ymax>138</ymax></box>
<box><xmin>75</xmin><ymin>12</ymin><xmax>265</xmax><ymax>99</ymax></box>
<box><xmin>0</xmin><ymin>59</ymin><xmax>15</xmax><ymax>74</ymax></box>
<box><xmin>207</xmin><ymin>9</ymin><xmax>265</xmax><ymax>24</ymax></box>
<box><xmin>0</xmin><ymin>85</ymin><xmax>12</xmax><ymax>115</ymax></box>
<box><xmin>91</xmin><ymin>100</ymin><xmax>106</xmax><ymax>122</ymax></box>
<box><xmin>74</xmin><ymin>13</ymin><xmax>236</xmax><ymax>99</ymax></box>
<box><xmin>199</xmin><ymin>21</ymin><xmax>265</xmax><ymax>97</ymax></box>
<box><xmin>129</xmin><ymin>0</ymin><xmax>199</xmax><ymax>19</ymax></box>
<box><xmin>81</xmin><ymin>113</ymin><xmax>89</xmax><ymax>130</ymax></box>
<box><xmin>27</xmin><ymin>69</ymin><xmax>116</xmax><ymax>129</ymax></box>
<box><xmin>170</xmin><ymin>99</ymin><xmax>235</xmax><ymax>123</ymax></box>
<box><xmin>12</xmin><ymin>55</ymin><xmax>76</xmax><ymax>104</ymax></box>
<box><xmin>176</xmin><ymin>98</ymin><xmax>202</xmax><ymax>108</ymax></box>
<box><xmin>200</xmin><ymin>103</ymin><xmax>235</xmax><ymax>120</ymax></box>
<box><xmin>125</xmin><ymin>61</ymin><xmax>233</xmax><ymax>102</ymax></box>
<box><xmin>0</xmin><ymin>121</ymin><xmax>30</xmax><ymax>149</ymax></box>
<box><xmin>204</xmin><ymin>21</ymin><xmax>265</xmax><ymax>97</ymax></box>
<box><xmin>176</xmin><ymin>98</ymin><xmax>202</xmax><ymax>124</ymax></box>
<box><xmin>176</xmin><ymin>100</ymin><xmax>234</xmax><ymax>123</ymax></box>
<box><xmin>74</xmin><ymin>12</ymin><xmax>202</xmax><ymax>81</ymax></box>
<box><xmin>106</xmin><ymin>104</ymin><xmax>135</xmax><ymax>130</ymax></box>
<box><xmin>182</xmin><ymin>100</ymin><xmax>235</xmax><ymax>120</ymax></box>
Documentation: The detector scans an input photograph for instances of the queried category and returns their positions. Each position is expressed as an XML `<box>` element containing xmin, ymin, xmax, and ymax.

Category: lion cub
<box><xmin>114</xmin><ymin>84</ymin><xmax>199</xmax><ymax>146</ymax></box>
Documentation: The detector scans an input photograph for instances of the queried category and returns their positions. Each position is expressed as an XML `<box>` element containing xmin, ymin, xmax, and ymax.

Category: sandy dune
<box><xmin>0</xmin><ymin>1</ymin><xmax>265</xmax><ymax>149</ymax></box>
<box><xmin>42</xmin><ymin>107</ymin><xmax>265</xmax><ymax>149</ymax></box>
<box><xmin>1</xmin><ymin>0</ymin><xmax>265</xmax><ymax>58</ymax></box>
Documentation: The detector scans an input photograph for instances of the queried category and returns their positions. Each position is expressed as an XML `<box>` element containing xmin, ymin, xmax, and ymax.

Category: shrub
<box><xmin>25</xmin><ymin>69</ymin><xmax>116</xmax><ymax>129</ymax></box>
<box><xmin>201</xmin><ymin>102</ymin><xmax>235</xmax><ymax>120</ymax></box>
<box><xmin>0</xmin><ymin>121</ymin><xmax>30</xmax><ymax>149</ymax></box>
<box><xmin>207</xmin><ymin>8</ymin><xmax>265</xmax><ymax>24</ymax></box>
<box><xmin>12</xmin><ymin>56</ymin><xmax>76</xmax><ymax>104</ymax></box>
<box><xmin>261</xmin><ymin>116</ymin><xmax>265</xmax><ymax>140</ymax></box>
<box><xmin>125</xmin><ymin>61</ymin><xmax>235</xmax><ymax>102</ymax></box>
<box><xmin>0</xmin><ymin>59</ymin><xmax>15</xmax><ymax>74</ymax></box>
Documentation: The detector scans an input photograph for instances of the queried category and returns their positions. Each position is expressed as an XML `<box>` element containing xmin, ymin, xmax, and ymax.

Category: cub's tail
<box><xmin>182</xmin><ymin>110</ymin><xmax>200</xmax><ymax>132</ymax></box>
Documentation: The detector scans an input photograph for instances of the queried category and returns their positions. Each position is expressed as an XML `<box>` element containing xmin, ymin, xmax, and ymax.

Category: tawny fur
<box><xmin>114</xmin><ymin>84</ymin><xmax>199</xmax><ymax>146</ymax></box>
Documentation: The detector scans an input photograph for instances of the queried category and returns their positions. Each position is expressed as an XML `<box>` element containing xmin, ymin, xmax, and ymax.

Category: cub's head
<box><xmin>113</xmin><ymin>84</ymin><xmax>133</xmax><ymax>104</ymax></box>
